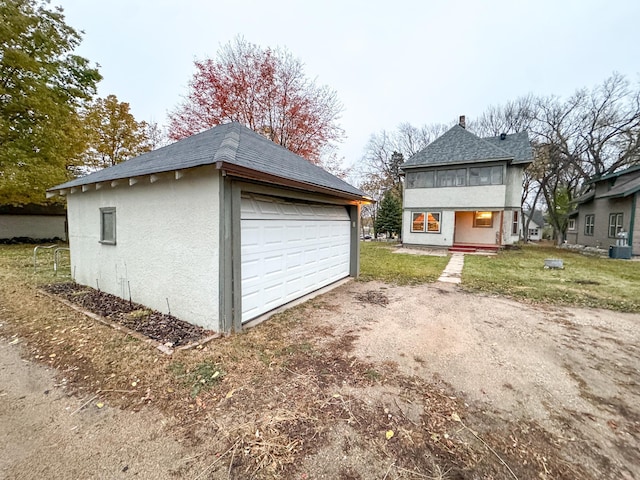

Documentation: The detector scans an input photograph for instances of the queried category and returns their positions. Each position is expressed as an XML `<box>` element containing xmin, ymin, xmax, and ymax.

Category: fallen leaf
<box><xmin>9</xmin><ymin>338</ymin><xmax>19</xmax><ymax>345</ymax></box>
<box><xmin>451</xmin><ymin>412</ymin><xmax>461</xmax><ymax>422</ymax></box>
<box><xmin>385</xmin><ymin>430</ymin><xmax>394</xmax><ymax>440</ymax></box>
<box><xmin>96</xmin><ymin>402</ymin><xmax>104</xmax><ymax>409</ymax></box>
<box><xmin>225</xmin><ymin>389</ymin><xmax>235</xmax><ymax>399</ymax></box>
<box><xmin>49</xmin><ymin>353</ymin><xmax>56</xmax><ymax>358</ymax></box>
<box><xmin>167</xmin><ymin>388</ymin><xmax>174</xmax><ymax>393</ymax></box>
<box><xmin>131</xmin><ymin>381</ymin><xmax>137</xmax><ymax>387</ymax></box>
<box><xmin>212</xmin><ymin>371</ymin><xmax>220</xmax><ymax>379</ymax></box>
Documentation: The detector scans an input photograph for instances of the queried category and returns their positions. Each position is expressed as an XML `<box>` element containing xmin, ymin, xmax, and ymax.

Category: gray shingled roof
<box><xmin>483</xmin><ymin>131</ymin><xmax>533</xmax><ymax>164</ymax></box>
<box><xmin>598</xmin><ymin>173</ymin><xmax>640</xmax><ymax>199</ymax></box>
<box><xmin>50</xmin><ymin>122</ymin><xmax>366</xmax><ymax>198</ymax></box>
<box><xmin>524</xmin><ymin>209</ymin><xmax>545</xmax><ymax>227</ymax></box>
<box><xmin>401</xmin><ymin>125</ymin><xmax>533</xmax><ymax>169</ymax></box>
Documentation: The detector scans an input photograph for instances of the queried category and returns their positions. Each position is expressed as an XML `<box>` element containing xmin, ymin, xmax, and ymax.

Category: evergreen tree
<box><xmin>374</xmin><ymin>191</ymin><xmax>402</xmax><ymax>238</ymax></box>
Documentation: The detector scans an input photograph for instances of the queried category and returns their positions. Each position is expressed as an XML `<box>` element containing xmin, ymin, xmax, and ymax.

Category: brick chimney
<box><xmin>459</xmin><ymin>115</ymin><xmax>466</xmax><ymax>129</ymax></box>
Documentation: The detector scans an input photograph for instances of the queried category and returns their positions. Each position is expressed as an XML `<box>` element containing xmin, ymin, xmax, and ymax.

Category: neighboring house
<box><xmin>0</xmin><ymin>204</ymin><xmax>67</xmax><ymax>242</ymax></box>
<box><xmin>400</xmin><ymin>116</ymin><xmax>534</xmax><ymax>251</ymax></box>
<box><xmin>523</xmin><ymin>210</ymin><xmax>545</xmax><ymax>241</ymax></box>
<box><xmin>566</xmin><ymin>165</ymin><xmax>640</xmax><ymax>256</ymax></box>
<box><xmin>48</xmin><ymin>122</ymin><xmax>369</xmax><ymax>333</ymax></box>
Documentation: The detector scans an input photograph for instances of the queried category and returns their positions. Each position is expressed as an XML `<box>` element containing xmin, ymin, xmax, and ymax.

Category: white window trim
<box><xmin>411</xmin><ymin>211</ymin><xmax>441</xmax><ymax>233</ymax></box>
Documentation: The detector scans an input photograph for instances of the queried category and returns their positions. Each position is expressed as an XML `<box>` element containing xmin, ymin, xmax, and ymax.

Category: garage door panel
<box><xmin>241</xmin><ymin>195</ymin><xmax>350</xmax><ymax>323</ymax></box>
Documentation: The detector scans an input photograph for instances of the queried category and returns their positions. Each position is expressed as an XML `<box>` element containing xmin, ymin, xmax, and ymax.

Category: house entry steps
<box><xmin>449</xmin><ymin>244</ymin><xmax>500</xmax><ymax>254</ymax></box>
<box><xmin>438</xmin><ymin>253</ymin><xmax>465</xmax><ymax>284</ymax></box>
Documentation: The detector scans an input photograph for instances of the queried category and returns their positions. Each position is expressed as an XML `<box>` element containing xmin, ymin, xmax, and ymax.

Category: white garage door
<box><xmin>241</xmin><ymin>194</ymin><xmax>351</xmax><ymax>323</ymax></box>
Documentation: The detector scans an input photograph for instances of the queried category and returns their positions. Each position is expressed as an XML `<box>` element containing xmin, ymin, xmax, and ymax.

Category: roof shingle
<box><xmin>401</xmin><ymin>125</ymin><xmax>533</xmax><ymax>169</ymax></box>
<box><xmin>50</xmin><ymin>122</ymin><xmax>365</xmax><ymax>198</ymax></box>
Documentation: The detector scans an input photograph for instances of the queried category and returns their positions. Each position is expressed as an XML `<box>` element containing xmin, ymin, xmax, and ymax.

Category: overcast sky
<box><xmin>58</xmin><ymin>0</ymin><xmax>640</xmax><ymax>172</ymax></box>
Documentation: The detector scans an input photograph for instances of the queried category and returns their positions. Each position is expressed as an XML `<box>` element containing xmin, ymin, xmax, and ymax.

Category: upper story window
<box><xmin>469</xmin><ymin>166</ymin><xmax>503</xmax><ymax>186</ymax></box>
<box><xmin>406</xmin><ymin>165</ymin><xmax>504</xmax><ymax>189</ymax></box>
<box><xmin>436</xmin><ymin>168</ymin><xmax>466</xmax><ymax>187</ymax></box>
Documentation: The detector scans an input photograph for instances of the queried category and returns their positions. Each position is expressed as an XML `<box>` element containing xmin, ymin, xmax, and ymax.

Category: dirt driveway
<box><xmin>1</xmin><ymin>280</ymin><xmax>639</xmax><ymax>479</ymax></box>
<box><xmin>324</xmin><ymin>281</ymin><xmax>640</xmax><ymax>478</ymax></box>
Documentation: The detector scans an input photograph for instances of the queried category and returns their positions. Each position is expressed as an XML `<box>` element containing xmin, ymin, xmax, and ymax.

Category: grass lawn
<box><xmin>359</xmin><ymin>241</ymin><xmax>450</xmax><ymax>284</ymax></box>
<box><xmin>463</xmin><ymin>245</ymin><xmax>640</xmax><ymax>312</ymax></box>
<box><xmin>0</xmin><ymin>243</ymin><xmax>70</xmax><ymax>287</ymax></box>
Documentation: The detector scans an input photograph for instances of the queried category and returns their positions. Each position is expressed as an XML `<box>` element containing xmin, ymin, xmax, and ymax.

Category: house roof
<box><xmin>575</xmin><ymin>166</ymin><xmax>640</xmax><ymax>202</ymax></box>
<box><xmin>0</xmin><ymin>203</ymin><xmax>66</xmax><ymax>215</ymax></box>
<box><xmin>587</xmin><ymin>164</ymin><xmax>640</xmax><ymax>184</ymax></box>
<box><xmin>598</xmin><ymin>173</ymin><xmax>640</xmax><ymax>199</ymax></box>
<box><xmin>524</xmin><ymin>209</ymin><xmax>545</xmax><ymax>227</ymax></box>
<box><xmin>49</xmin><ymin>122</ymin><xmax>367</xmax><ymax>200</ymax></box>
<box><xmin>483</xmin><ymin>131</ymin><xmax>534</xmax><ymax>164</ymax></box>
<box><xmin>401</xmin><ymin>125</ymin><xmax>533</xmax><ymax>169</ymax></box>
<box><xmin>573</xmin><ymin>190</ymin><xmax>595</xmax><ymax>205</ymax></box>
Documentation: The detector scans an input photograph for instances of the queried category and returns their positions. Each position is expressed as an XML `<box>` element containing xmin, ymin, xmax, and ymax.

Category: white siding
<box><xmin>0</xmin><ymin>215</ymin><xmax>66</xmax><ymax>240</ymax></box>
<box><xmin>67</xmin><ymin>168</ymin><xmax>220</xmax><ymax>331</ymax></box>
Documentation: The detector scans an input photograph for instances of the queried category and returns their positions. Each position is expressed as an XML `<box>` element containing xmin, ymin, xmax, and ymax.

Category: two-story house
<box><xmin>566</xmin><ymin>165</ymin><xmax>640</xmax><ymax>256</ymax></box>
<box><xmin>400</xmin><ymin>116</ymin><xmax>534</xmax><ymax>252</ymax></box>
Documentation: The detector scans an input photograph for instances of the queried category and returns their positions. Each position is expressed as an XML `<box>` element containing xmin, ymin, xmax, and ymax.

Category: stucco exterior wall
<box><xmin>0</xmin><ymin>215</ymin><xmax>66</xmax><ymax>240</ymax></box>
<box><xmin>504</xmin><ymin>166</ymin><xmax>525</xmax><ymax>207</ymax></box>
<box><xmin>402</xmin><ymin>210</ymin><xmax>455</xmax><ymax>246</ymax></box>
<box><xmin>404</xmin><ymin>185</ymin><xmax>507</xmax><ymax>210</ymax></box>
<box><xmin>453</xmin><ymin>211</ymin><xmax>498</xmax><ymax>244</ymax></box>
<box><xmin>67</xmin><ymin>168</ymin><xmax>221</xmax><ymax>331</ymax></box>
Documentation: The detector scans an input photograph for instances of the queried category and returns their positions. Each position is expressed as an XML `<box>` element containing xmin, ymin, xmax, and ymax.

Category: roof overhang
<box><xmin>47</xmin><ymin>164</ymin><xmax>374</xmax><ymax>205</ymax></box>
<box><xmin>400</xmin><ymin>156</ymin><xmax>515</xmax><ymax>171</ymax></box>
<box><xmin>215</xmin><ymin>161</ymin><xmax>373</xmax><ymax>204</ymax></box>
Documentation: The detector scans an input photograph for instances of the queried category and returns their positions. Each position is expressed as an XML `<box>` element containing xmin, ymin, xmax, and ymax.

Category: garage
<box><xmin>49</xmin><ymin>122</ymin><xmax>369</xmax><ymax>333</ymax></box>
<box><xmin>240</xmin><ymin>194</ymin><xmax>351</xmax><ymax>323</ymax></box>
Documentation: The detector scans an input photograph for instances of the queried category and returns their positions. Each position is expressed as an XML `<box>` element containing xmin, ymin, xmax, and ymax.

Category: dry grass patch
<box><xmin>0</xmin><ymin>245</ymin><xmax>598</xmax><ymax>479</ymax></box>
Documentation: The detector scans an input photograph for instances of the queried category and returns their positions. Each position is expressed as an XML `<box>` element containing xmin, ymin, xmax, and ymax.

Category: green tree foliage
<box><xmin>83</xmin><ymin>95</ymin><xmax>152</xmax><ymax>170</ymax></box>
<box><xmin>0</xmin><ymin>0</ymin><xmax>101</xmax><ymax>205</ymax></box>
<box><xmin>374</xmin><ymin>191</ymin><xmax>402</xmax><ymax>238</ymax></box>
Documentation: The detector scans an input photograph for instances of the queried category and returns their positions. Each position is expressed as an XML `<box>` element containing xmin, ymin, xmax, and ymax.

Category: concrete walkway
<box><xmin>438</xmin><ymin>252</ymin><xmax>465</xmax><ymax>284</ymax></box>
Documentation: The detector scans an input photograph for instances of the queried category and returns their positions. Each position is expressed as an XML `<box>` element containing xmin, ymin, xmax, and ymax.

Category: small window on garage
<box><xmin>100</xmin><ymin>207</ymin><xmax>116</xmax><ymax>245</ymax></box>
<box><xmin>473</xmin><ymin>211</ymin><xmax>493</xmax><ymax>228</ymax></box>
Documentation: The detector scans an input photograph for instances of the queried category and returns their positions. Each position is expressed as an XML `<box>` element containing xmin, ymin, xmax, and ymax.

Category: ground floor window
<box><xmin>100</xmin><ymin>207</ymin><xmax>116</xmax><ymax>244</ymax></box>
<box><xmin>584</xmin><ymin>214</ymin><xmax>594</xmax><ymax>236</ymax></box>
<box><xmin>568</xmin><ymin>218</ymin><xmax>576</xmax><ymax>231</ymax></box>
<box><xmin>411</xmin><ymin>211</ymin><xmax>441</xmax><ymax>233</ymax></box>
<box><xmin>528</xmin><ymin>228</ymin><xmax>539</xmax><ymax>238</ymax></box>
<box><xmin>473</xmin><ymin>211</ymin><xmax>493</xmax><ymax>228</ymax></box>
<box><xmin>609</xmin><ymin>213</ymin><xmax>623</xmax><ymax>238</ymax></box>
<box><xmin>512</xmin><ymin>211</ymin><xmax>519</xmax><ymax>235</ymax></box>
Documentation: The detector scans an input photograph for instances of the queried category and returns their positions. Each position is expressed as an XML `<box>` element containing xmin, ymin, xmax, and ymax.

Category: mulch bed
<box><xmin>42</xmin><ymin>282</ymin><xmax>214</xmax><ymax>347</ymax></box>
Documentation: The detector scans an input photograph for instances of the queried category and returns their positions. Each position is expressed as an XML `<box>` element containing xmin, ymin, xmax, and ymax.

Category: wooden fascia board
<box><xmin>215</xmin><ymin>161</ymin><xmax>369</xmax><ymax>204</ymax></box>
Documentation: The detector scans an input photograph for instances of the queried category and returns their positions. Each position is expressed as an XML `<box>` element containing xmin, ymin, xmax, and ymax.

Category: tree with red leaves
<box><xmin>168</xmin><ymin>37</ymin><xmax>344</xmax><ymax>164</ymax></box>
